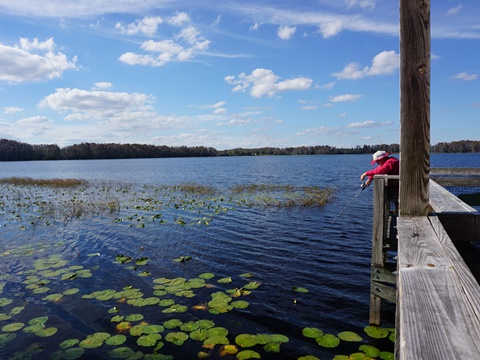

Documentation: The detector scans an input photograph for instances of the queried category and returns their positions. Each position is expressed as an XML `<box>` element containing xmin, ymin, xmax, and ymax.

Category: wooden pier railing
<box><xmin>369</xmin><ymin>169</ymin><xmax>480</xmax><ymax>359</ymax></box>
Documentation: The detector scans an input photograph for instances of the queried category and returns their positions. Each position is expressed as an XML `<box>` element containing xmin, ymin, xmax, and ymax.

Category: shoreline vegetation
<box><xmin>0</xmin><ymin>138</ymin><xmax>479</xmax><ymax>162</ymax></box>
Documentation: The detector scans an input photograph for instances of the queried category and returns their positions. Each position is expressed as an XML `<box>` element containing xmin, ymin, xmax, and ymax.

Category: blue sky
<box><xmin>0</xmin><ymin>0</ymin><xmax>478</xmax><ymax>150</ymax></box>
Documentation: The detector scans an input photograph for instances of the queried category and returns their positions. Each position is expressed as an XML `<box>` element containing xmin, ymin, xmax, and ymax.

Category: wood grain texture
<box><xmin>399</xmin><ymin>0</ymin><xmax>431</xmax><ymax>216</ymax></box>
<box><xmin>397</xmin><ymin>216</ymin><xmax>480</xmax><ymax>359</ymax></box>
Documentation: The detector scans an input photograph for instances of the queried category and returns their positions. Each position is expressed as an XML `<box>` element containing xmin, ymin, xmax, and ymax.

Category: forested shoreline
<box><xmin>0</xmin><ymin>138</ymin><xmax>478</xmax><ymax>162</ymax></box>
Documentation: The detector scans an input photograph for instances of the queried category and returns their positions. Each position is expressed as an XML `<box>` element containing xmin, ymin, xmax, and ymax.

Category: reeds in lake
<box><xmin>0</xmin><ymin>177</ymin><xmax>89</xmax><ymax>188</ymax></box>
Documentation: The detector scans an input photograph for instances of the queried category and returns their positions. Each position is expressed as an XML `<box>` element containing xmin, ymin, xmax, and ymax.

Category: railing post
<box><xmin>370</xmin><ymin>177</ymin><xmax>386</xmax><ymax>325</ymax></box>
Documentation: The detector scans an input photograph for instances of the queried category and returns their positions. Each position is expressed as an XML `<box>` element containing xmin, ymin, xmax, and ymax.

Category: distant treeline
<box><xmin>0</xmin><ymin>138</ymin><xmax>478</xmax><ymax>162</ymax></box>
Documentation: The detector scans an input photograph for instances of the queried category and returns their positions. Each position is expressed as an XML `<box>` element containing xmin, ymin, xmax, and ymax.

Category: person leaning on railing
<box><xmin>360</xmin><ymin>150</ymin><xmax>399</xmax><ymax>187</ymax></box>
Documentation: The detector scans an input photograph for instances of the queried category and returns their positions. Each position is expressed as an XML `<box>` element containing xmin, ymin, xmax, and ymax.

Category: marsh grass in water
<box><xmin>0</xmin><ymin>178</ymin><xmax>334</xmax><ymax>229</ymax></box>
<box><xmin>0</xmin><ymin>177</ymin><xmax>89</xmax><ymax>188</ymax></box>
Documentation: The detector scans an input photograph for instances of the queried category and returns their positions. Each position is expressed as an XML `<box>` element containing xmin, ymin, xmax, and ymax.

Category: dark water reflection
<box><xmin>0</xmin><ymin>154</ymin><xmax>478</xmax><ymax>359</ymax></box>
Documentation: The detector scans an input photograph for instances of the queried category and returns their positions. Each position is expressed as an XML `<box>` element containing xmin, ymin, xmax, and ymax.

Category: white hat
<box><xmin>371</xmin><ymin>150</ymin><xmax>390</xmax><ymax>165</ymax></box>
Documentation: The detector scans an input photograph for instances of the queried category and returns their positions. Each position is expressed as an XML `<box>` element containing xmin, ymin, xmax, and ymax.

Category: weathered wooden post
<box><xmin>399</xmin><ymin>0</ymin><xmax>431</xmax><ymax>216</ymax></box>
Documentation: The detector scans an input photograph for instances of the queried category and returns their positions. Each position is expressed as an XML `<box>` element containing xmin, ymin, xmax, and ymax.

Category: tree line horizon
<box><xmin>0</xmin><ymin>138</ymin><xmax>479</xmax><ymax>162</ymax></box>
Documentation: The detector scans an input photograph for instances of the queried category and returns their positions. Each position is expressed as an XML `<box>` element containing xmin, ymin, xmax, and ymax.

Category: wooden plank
<box><xmin>429</xmin><ymin>179</ymin><xmax>479</xmax><ymax>241</ymax></box>
<box><xmin>429</xmin><ymin>215</ymin><xmax>480</xmax><ymax>318</ymax></box>
<box><xmin>396</xmin><ymin>216</ymin><xmax>480</xmax><ymax>359</ymax></box>
<box><xmin>430</xmin><ymin>177</ymin><xmax>480</xmax><ymax>187</ymax></box>
<box><xmin>399</xmin><ymin>0</ymin><xmax>431</xmax><ymax>217</ymax></box>
<box><xmin>371</xmin><ymin>265</ymin><xmax>397</xmax><ymax>284</ymax></box>
<box><xmin>371</xmin><ymin>281</ymin><xmax>396</xmax><ymax>303</ymax></box>
<box><xmin>431</xmin><ymin>168</ymin><xmax>480</xmax><ymax>176</ymax></box>
<box><xmin>429</xmin><ymin>180</ymin><xmax>478</xmax><ymax>213</ymax></box>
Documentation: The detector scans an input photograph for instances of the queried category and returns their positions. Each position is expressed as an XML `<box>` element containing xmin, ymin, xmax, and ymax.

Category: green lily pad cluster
<box><xmin>301</xmin><ymin>326</ymin><xmax>395</xmax><ymax>360</ymax></box>
<box><xmin>0</xmin><ymin>217</ymin><xmax>397</xmax><ymax>360</ymax></box>
<box><xmin>1</xmin><ymin>316</ymin><xmax>58</xmax><ymax>339</ymax></box>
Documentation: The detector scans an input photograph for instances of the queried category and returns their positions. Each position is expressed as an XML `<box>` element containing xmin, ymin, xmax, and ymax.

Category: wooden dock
<box><xmin>369</xmin><ymin>169</ymin><xmax>480</xmax><ymax>359</ymax></box>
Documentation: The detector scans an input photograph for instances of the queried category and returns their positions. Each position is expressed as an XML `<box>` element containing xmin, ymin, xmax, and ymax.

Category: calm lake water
<box><xmin>0</xmin><ymin>153</ymin><xmax>478</xmax><ymax>360</ymax></box>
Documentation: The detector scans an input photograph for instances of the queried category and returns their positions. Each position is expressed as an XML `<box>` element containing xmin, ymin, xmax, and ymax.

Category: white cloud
<box><xmin>211</xmin><ymin>15</ymin><xmax>221</xmax><ymax>27</ymax></box>
<box><xmin>346</xmin><ymin>120</ymin><xmax>376</xmax><ymax>128</ymax></box>
<box><xmin>225</xmin><ymin>68</ymin><xmax>312</xmax><ymax>98</ymax></box>
<box><xmin>3</xmin><ymin>107</ymin><xmax>24</xmax><ymax>114</ymax></box>
<box><xmin>345</xmin><ymin>0</ymin><xmax>376</xmax><ymax>11</ymax></box>
<box><xmin>301</xmin><ymin>105</ymin><xmax>318</xmax><ymax>111</ymax></box>
<box><xmin>321</xmin><ymin>82</ymin><xmax>336</xmax><ymax>90</ymax></box>
<box><xmin>115</xmin><ymin>16</ymin><xmax>163</xmax><ymax>36</ymax></box>
<box><xmin>277</xmin><ymin>25</ymin><xmax>296</xmax><ymax>40</ymax></box>
<box><xmin>319</xmin><ymin>20</ymin><xmax>344</xmax><ymax>38</ymax></box>
<box><xmin>39</xmin><ymin>88</ymin><xmax>155</xmax><ymax>121</ymax></box>
<box><xmin>451</xmin><ymin>72</ymin><xmax>477</xmax><ymax>81</ymax></box>
<box><xmin>447</xmin><ymin>5</ymin><xmax>462</xmax><ymax>15</ymax></box>
<box><xmin>331</xmin><ymin>50</ymin><xmax>399</xmax><ymax>79</ymax></box>
<box><xmin>330</xmin><ymin>94</ymin><xmax>362</xmax><ymax>102</ymax></box>
<box><xmin>250</xmin><ymin>22</ymin><xmax>259</xmax><ymax>31</ymax></box>
<box><xmin>296</xmin><ymin>127</ymin><xmax>337</xmax><ymax>136</ymax></box>
<box><xmin>119</xmin><ymin>25</ymin><xmax>210</xmax><ymax>66</ymax></box>
<box><xmin>0</xmin><ymin>38</ymin><xmax>77</xmax><ymax>83</ymax></box>
<box><xmin>16</xmin><ymin>116</ymin><xmax>53</xmax><ymax>136</ymax></box>
<box><xmin>92</xmin><ymin>82</ymin><xmax>113</xmax><ymax>90</ymax></box>
<box><xmin>167</xmin><ymin>12</ymin><xmax>191</xmax><ymax>26</ymax></box>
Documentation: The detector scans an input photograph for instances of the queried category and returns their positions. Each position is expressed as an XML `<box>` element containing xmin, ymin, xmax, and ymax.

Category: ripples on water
<box><xmin>1</xmin><ymin>153</ymin><xmax>477</xmax><ymax>359</ymax></box>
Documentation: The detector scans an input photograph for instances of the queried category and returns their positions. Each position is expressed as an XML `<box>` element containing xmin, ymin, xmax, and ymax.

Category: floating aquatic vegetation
<box><xmin>0</xmin><ymin>233</ymin><xmax>395</xmax><ymax>360</ymax></box>
<box><xmin>0</xmin><ymin>179</ymin><xmax>334</xmax><ymax>230</ymax></box>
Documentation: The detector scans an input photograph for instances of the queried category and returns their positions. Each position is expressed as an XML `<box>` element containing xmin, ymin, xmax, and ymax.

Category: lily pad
<box><xmin>158</xmin><ymin>299</ymin><xmax>175</xmax><ymax>307</ymax></box>
<box><xmin>364</xmin><ymin>326</ymin><xmax>389</xmax><ymax>339</ymax></box>
<box><xmin>316</xmin><ymin>334</ymin><xmax>340</xmax><ymax>348</ymax></box>
<box><xmin>0</xmin><ymin>333</ymin><xmax>16</xmax><ymax>345</ymax></box>
<box><xmin>62</xmin><ymin>347</ymin><xmax>85</xmax><ymax>360</ymax></box>
<box><xmin>63</xmin><ymin>288</ymin><xmax>80</xmax><ymax>296</ymax></box>
<box><xmin>143</xmin><ymin>325</ymin><xmax>165</xmax><ymax>334</ymax></box>
<box><xmin>236</xmin><ymin>350</ymin><xmax>261</xmax><ymax>359</ymax></box>
<box><xmin>108</xmin><ymin>347</ymin><xmax>135</xmax><ymax>358</ymax></box>
<box><xmin>130</xmin><ymin>324</ymin><xmax>147</xmax><ymax>336</ymax></box>
<box><xmin>180</xmin><ymin>321</ymin><xmax>199</xmax><ymax>332</ymax></box>
<box><xmin>292</xmin><ymin>286</ymin><xmax>309</xmax><ymax>293</ymax></box>
<box><xmin>359</xmin><ymin>345</ymin><xmax>380</xmax><ymax>358</ymax></box>
<box><xmin>79</xmin><ymin>336</ymin><xmax>104</xmax><ymax>348</ymax></box>
<box><xmin>2</xmin><ymin>322</ymin><xmax>25</xmax><ymax>332</ymax></box>
<box><xmin>137</xmin><ymin>333</ymin><xmax>162</xmax><ymax>347</ymax></box>
<box><xmin>190</xmin><ymin>329</ymin><xmax>209</xmax><ymax>341</ymax></box>
<box><xmin>235</xmin><ymin>334</ymin><xmax>257</xmax><ymax>347</ymax></box>
<box><xmin>379</xmin><ymin>351</ymin><xmax>395</xmax><ymax>360</ymax></box>
<box><xmin>338</xmin><ymin>331</ymin><xmax>362</xmax><ymax>342</ymax></box>
<box><xmin>264</xmin><ymin>341</ymin><xmax>281</xmax><ymax>353</ymax></box>
<box><xmin>165</xmin><ymin>331</ymin><xmax>189</xmax><ymax>345</ymax></box>
<box><xmin>106</xmin><ymin>335</ymin><xmax>127</xmax><ymax>346</ymax></box>
<box><xmin>42</xmin><ymin>293</ymin><xmax>63</xmax><ymax>302</ymax></box>
<box><xmin>220</xmin><ymin>344</ymin><xmax>239</xmax><ymax>356</ymax></box>
<box><xmin>302</xmin><ymin>327</ymin><xmax>324</xmax><ymax>338</ymax></box>
<box><xmin>231</xmin><ymin>300</ymin><xmax>249</xmax><ymax>309</ymax></box>
<box><xmin>111</xmin><ymin>315</ymin><xmax>125</xmax><ymax>323</ymax></box>
<box><xmin>28</xmin><ymin>316</ymin><xmax>48</xmax><ymax>325</ymax></box>
<box><xmin>198</xmin><ymin>273</ymin><xmax>215</xmax><ymax>279</ymax></box>
<box><xmin>35</xmin><ymin>327</ymin><xmax>58</xmax><ymax>337</ymax></box>
<box><xmin>243</xmin><ymin>281</ymin><xmax>261</xmax><ymax>290</ymax></box>
<box><xmin>59</xmin><ymin>338</ymin><xmax>80</xmax><ymax>349</ymax></box>
<box><xmin>163</xmin><ymin>319</ymin><xmax>183</xmax><ymax>329</ymax></box>
<box><xmin>196</xmin><ymin>319</ymin><xmax>215</xmax><ymax>329</ymax></box>
<box><xmin>125</xmin><ymin>314</ymin><xmax>144</xmax><ymax>322</ymax></box>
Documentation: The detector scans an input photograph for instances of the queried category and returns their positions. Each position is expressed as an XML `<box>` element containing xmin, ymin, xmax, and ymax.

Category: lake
<box><xmin>0</xmin><ymin>153</ymin><xmax>478</xmax><ymax>360</ymax></box>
